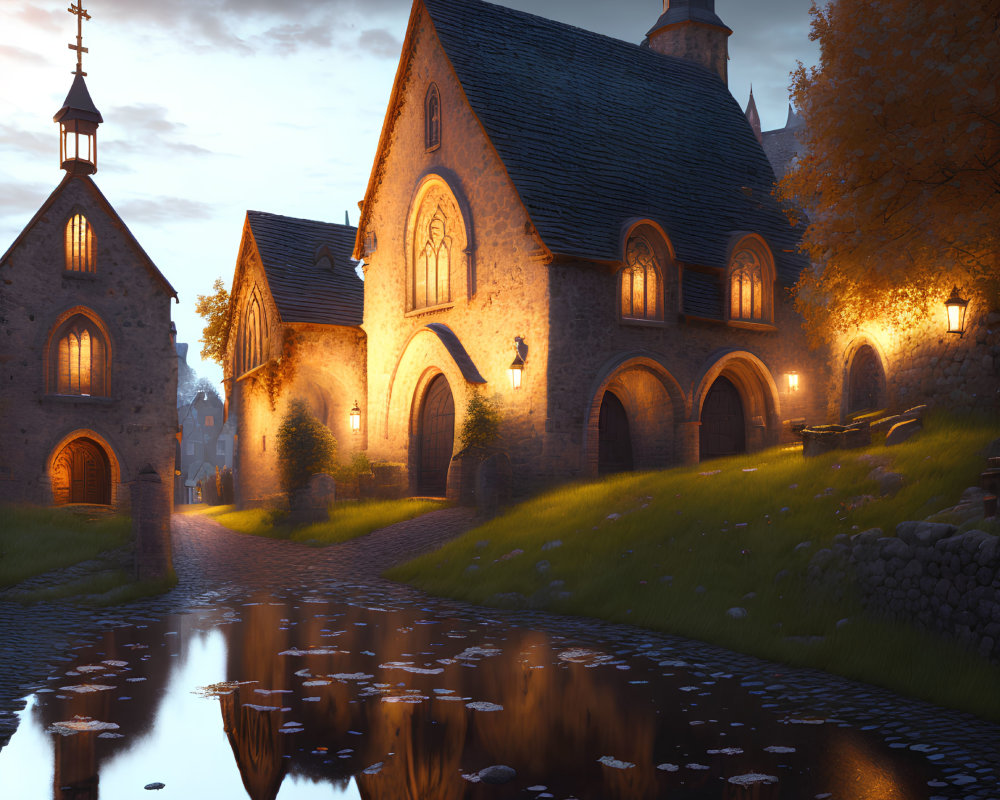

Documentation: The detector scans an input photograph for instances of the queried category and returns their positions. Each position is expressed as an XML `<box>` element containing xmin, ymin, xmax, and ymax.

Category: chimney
<box><xmin>647</xmin><ymin>0</ymin><xmax>732</xmax><ymax>85</ymax></box>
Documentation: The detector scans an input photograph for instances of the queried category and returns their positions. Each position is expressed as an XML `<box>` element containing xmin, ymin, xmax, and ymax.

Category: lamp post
<box><xmin>350</xmin><ymin>400</ymin><xmax>361</xmax><ymax>433</ymax></box>
<box><xmin>786</xmin><ymin>371</ymin><xmax>799</xmax><ymax>393</ymax></box>
<box><xmin>944</xmin><ymin>287</ymin><xmax>968</xmax><ymax>336</ymax></box>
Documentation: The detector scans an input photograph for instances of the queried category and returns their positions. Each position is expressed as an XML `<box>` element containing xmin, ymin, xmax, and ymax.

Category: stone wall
<box><xmin>808</xmin><ymin>492</ymin><xmax>1000</xmax><ymax>662</ymax></box>
<box><xmin>0</xmin><ymin>176</ymin><xmax>177</xmax><ymax>510</ymax></box>
<box><xmin>829</xmin><ymin>303</ymin><xmax>1000</xmax><ymax>422</ymax></box>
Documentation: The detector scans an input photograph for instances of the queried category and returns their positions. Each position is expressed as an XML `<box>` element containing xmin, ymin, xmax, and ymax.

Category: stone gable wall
<box><xmin>0</xmin><ymin>177</ymin><xmax>176</xmax><ymax>508</ymax></box>
<box><xmin>360</xmin><ymin>10</ymin><xmax>553</xmax><ymax>493</ymax></box>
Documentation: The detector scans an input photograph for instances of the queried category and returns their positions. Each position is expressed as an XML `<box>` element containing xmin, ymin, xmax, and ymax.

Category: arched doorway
<box><xmin>417</xmin><ymin>374</ymin><xmax>454</xmax><ymax>496</ymax></box>
<box><xmin>51</xmin><ymin>437</ymin><xmax>111</xmax><ymax>505</ymax></box>
<box><xmin>700</xmin><ymin>377</ymin><xmax>746</xmax><ymax>459</ymax></box>
<box><xmin>848</xmin><ymin>344</ymin><xmax>885</xmax><ymax>414</ymax></box>
<box><xmin>598</xmin><ymin>391</ymin><xmax>634</xmax><ymax>475</ymax></box>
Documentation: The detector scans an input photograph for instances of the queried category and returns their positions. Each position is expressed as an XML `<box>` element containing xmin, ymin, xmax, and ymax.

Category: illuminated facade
<box><xmin>0</xmin><ymin>68</ymin><xmax>177</xmax><ymax>508</ymax></box>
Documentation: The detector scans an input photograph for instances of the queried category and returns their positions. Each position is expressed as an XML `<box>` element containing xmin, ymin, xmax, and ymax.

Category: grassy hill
<box><xmin>388</xmin><ymin>414</ymin><xmax>1000</xmax><ymax>720</ymax></box>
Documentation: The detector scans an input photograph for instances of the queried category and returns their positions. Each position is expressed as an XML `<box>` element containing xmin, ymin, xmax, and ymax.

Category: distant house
<box><xmin>0</xmin><ymin>70</ymin><xmax>177</xmax><ymax>508</ymax></box>
<box><xmin>175</xmin><ymin>383</ymin><xmax>234</xmax><ymax>505</ymax></box>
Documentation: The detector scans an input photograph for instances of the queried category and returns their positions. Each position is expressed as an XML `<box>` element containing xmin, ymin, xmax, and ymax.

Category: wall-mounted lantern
<box><xmin>944</xmin><ymin>286</ymin><xmax>969</xmax><ymax>336</ymax></box>
<box><xmin>350</xmin><ymin>400</ymin><xmax>361</xmax><ymax>433</ymax></box>
<box><xmin>786</xmin><ymin>371</ymin><xmax>799</xmax><ymax>393</ymax></box>
<box><xmin>509</xmin><ymin>336</ymin><xmax>526</xmax><ymax>390</ymax></box>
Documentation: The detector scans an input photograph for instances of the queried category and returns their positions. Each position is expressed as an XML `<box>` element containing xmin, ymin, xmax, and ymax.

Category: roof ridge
<box><xmin>247</xmin><ymin>209</ymin><xmax>356</xmax><ymax>231</ymax></box>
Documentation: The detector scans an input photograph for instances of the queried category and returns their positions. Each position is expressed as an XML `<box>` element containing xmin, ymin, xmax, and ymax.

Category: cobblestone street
<box><xmin>1</xmin><ymin>510</ymin><xmax>999</xmax><ymax>798</ymax></box>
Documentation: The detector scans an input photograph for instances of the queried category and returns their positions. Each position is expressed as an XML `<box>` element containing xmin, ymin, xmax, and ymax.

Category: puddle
<box><xmin>0</xmin><ymin>595</ymin><xmax>937</xmax><ymax>798</ymax></box>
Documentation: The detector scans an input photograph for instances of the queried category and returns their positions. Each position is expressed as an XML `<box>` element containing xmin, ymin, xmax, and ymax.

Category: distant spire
<box><xmin>785</xmin><ymin>103</ymin><xmax>804</xmax><ymax>129</ymax></box>
<box><xmin>345</xmin><ymin>210</ymin><xmax>350</xmax><ymax>226</ymax></box>
<box><xmin>745</xmin><ymin>86</ymin><xmax>762</xmax><ymax>143</ymax></box>
<box><xmin>67</xmin><ymin>3</ymin><xmax>91</xmax><ymax>77</ymax></box>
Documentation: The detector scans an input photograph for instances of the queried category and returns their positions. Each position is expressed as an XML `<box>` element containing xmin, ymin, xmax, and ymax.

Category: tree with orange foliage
<box><xmin>780</xmin><ymin>0</ymin><xmax>1000</xmax><ymax>342</ymax></box>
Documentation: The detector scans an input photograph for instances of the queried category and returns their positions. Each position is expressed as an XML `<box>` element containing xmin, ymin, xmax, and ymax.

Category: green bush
<box><xmin>333</xmin><ymin>451</ymin><xmax>373</xmax><ymax>483</ymax></box>
<box><xmin>218</xmin><ymin>466</ymin><xmax>235</xmax><ymax>505</ymax></box>
<box><xmin>276</xmin><ymin>399</ymin><xmax>337</xmax><ymax>499</ymax></box>
<box><xmin>459</xmin><ymin>389</ymin><xmax>502</xmax><ymax>451</ymax></box>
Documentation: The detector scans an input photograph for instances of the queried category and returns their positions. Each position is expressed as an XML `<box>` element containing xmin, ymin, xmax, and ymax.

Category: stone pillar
<box><xmin>131</xmin><ymin>464</ymin><xmax>173</xmax><ymax>581</ymax></box>
<box><xmin>677</xmin><ymin>421</ymin><xmax>701</xmax><ymax>465</ymax></box>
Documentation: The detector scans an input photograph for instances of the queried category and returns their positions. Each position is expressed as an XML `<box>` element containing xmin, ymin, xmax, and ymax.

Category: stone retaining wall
<box><xmin>809</xmin><ymin>498</ymin><xmax>1000</xmax><ymax>662</ymax></box>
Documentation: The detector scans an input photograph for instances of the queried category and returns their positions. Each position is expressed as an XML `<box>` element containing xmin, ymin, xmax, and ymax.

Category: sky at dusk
<box><xmin>0</xmin><ymin>0</ymin><xmax>820</xmax><ymax>389</ymax></box>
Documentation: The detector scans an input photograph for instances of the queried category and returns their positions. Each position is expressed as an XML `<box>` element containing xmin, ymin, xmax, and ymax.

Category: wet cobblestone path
<box><xmin>1</xmin><ymin>509</ymin><xmax>999</xmax><ymax>798</ymax></box>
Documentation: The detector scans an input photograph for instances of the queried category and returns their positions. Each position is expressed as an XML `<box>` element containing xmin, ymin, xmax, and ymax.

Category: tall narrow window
<box><xmin>65</xmin><ymin>214</ymin><xmax>96</xmax><ymax>273</ymax></box>
<box><xmin>729</xmin><ymin>248</ymin><xmax>766</xmax><ymax>322</ymax></box>
<box><xmin>425</xmin><ymin>84</ymin><xmax>441</xmax><ymax>151</ymax></box>
<box><xmin>50</xmin><ymin>314</ymin><xmax>109</xmax><ymax>396</ymax></box>
<box><xmin>621</xmin><ymin>235</ymin><xmax>662</xmax><ymax>321</ymax></box>
<box><xmin>240</xmin><ymin>291</ymin><xmax>268</xmax><ymax>376</ymax></box>
<box><xmin>415</xmin><ymin>209</ymin><xmax>452</xmax><ymax>309</ymax></box>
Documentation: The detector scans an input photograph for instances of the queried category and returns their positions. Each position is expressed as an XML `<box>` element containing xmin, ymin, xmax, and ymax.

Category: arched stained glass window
<box><xmin>414</xmin><ymin>208</ymin><xmax>452</xmax><ymax>309</ymax></box>
<box><xmin>621</xmin><ymin>235</ymin><xmax>662</xmax><ymax>321</ymax></box>
<box><xmin>729</xmin><ymin>247</ymin><xmax>768</xmax><ymax>323</ymax></box>
<box><xmin>65</xmin><ymin>214</ymin><xmax>96</xmax><ymax>273</ymax></box>
<box><xmin>50</xmin><ymin>314</ymin><xmax>108</xmax><ymax>396</ymax></box>
<box><xmin>425</xmin><ymin>84</ymin><xmax>441</xmax><ymax>150</ymax></box>
<box><xmin>241</xmin><ymin>291</ymin><xmax>268</xmax><ymax>376</ymax></box>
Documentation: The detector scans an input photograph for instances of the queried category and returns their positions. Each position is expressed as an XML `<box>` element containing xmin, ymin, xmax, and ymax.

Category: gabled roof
<box><xmin>245</xmin><ymin>211</ymin><xmax>362</xmax><ymax>327</ymax></box>
<box><xmin>762</xmin><ymin>105</ymin><xmax>806</xmax><ymax>182</ymax></box>
<box><xmin>0</xmin><ymin>174</ymin><xmax>176</xmax><ymax>297</ymax></box>
<box><xmin>415</xmin><ymin>0</ymin><xmax>804</xmax><ymax>284</ymax></box>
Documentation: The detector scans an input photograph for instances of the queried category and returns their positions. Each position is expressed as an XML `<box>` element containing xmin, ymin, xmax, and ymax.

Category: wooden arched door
<box><xmin>598</xmin><ymin>391</ymin><xmax>634</xmax><ymax>475</ymax></box>
<box><xmin>417</xmin><ymin>374</ymin><xmax>455</xmax><ymax>496</ymax></box>
<box><xmin>700</xmin><ymin>377</ymin><xmax>746</xmax><ymax>459</ymax></box>
<box><xmin>52</xmin><ymin>438</ymin><xmax>111</xmax><ymax>505</ymax></box>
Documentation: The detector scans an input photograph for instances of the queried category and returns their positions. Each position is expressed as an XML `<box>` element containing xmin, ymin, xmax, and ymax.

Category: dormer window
<box><xmin>65</xmin><ymin>213</ymin><xmax>96</xmax><ymax>273</ymax></box>
<box><xmin>620</xmin><ymin>235</ymin><xmax>662</xmax><ymax>321</ymax></box>
<box><xmin>727</xmin><ymin>237</ymin><xmax>774</xmax><ymax>324</ymax></box>
<box><xmin>425</xmin><ymin>84</ymin><xmax>441</xmax><ymax>151</ymax></box>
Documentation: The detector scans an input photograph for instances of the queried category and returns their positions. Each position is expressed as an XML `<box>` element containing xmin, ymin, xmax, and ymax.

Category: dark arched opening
<box><xmin>848</xmin><ymin>344</ymin><xmax>886</xmax><ymax>414</ymax></box>
<box><xmin>598</xmin><ymin>391</ymin><xmax>634</xmax><ymax>475</ymax></box>
<box><xmin>700</xmin><ymin>376</ymin><xmax>746</xmax><ymax>459</ymax></box>
<box><xmin>417</xmin><ymin>374</ymin><xmax>454</xmax><ymax>496</ymax></box>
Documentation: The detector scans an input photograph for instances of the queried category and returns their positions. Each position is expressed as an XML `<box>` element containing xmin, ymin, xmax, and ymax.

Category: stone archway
<box><xmin>692</xmin><ymin>351</ymin><xmax>781</xmax><ymax>460</ymax></box>
<box><xmin>51</xmin><ymin>437</ymin><xmax>112</xmax><ymax>505</ymax></box>
<box><xmin>846</xmin><ymin>343</ymin><xmax>886</xmax><ymax>415</ymax></box>
<box><xmin>416</xmin><ymin>373</ymin><xmax>455</xmax><ymax>497</ymax></box>
<box><xmin>583</xmin><ymin>356</ymin><xmax>687</xmax><ymax>477</ymax></box>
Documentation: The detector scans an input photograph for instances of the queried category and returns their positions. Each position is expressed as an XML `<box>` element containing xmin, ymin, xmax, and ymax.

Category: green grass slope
<box><xmin>388</xmin><ymin>415</ymin><xmax>1000</xmax><ymax>720</ymax></box>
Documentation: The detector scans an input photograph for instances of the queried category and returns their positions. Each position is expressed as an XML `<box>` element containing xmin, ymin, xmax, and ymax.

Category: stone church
<box><xmin>0</xmin><ymin>55</ymin><xmax>177</xmax><ymax>508</ymax></box>
<box><xmin>225</xmin><ymin>0</ymin><xmax>998</xmax><ymax>505</ymax></box>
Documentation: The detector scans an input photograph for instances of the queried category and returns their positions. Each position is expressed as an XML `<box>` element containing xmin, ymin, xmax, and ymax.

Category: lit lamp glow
<box><xmin>350</xmin><ymin>400</ymin><xmax>361</xmax><ymax>432</ymax></box>
<box><xmin>944</xmin><ymin>287</ymin><xmax>968</xmax><ymax>336</ymax></box>
<box><xmin>509</xmin><ymin>336</ymin><xmax>526</xmax><ymax>390</ymax></box>
<box><xmin>786</xmin><ymin>371</ymin><xmax>799</xmax><ymax>393</ymax></box>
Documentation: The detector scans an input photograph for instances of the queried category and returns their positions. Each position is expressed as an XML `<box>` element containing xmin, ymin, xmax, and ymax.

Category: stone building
<box><xmin>0</xmin><ymin>70</ymin><xmax>178</xmax><ymax>509</ymax></box>
<box><xmin>224</xmin><ymin>212</ymin><xmax>365</xmax><ymax>508</ymax></box>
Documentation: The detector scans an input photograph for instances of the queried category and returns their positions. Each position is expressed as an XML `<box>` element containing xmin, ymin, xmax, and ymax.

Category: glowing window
<box><xmin>51</xmin><ymin>315</ymin><xmax>108</xmax><ymax>396</ymax></box>
<box><xmin>414</xmin><ymin>208</ymin><xmax>452</xmax><ymax>309</ymax></box>
<box><xmin>240</xmin><ymin>291</ymin><xmax>268</xmax><ymax>376</ymax></box>
<box><xmin>621</xmin><ymin>235</ymin><xmax>662</xmax><ymax>321</ymax></box>
<box><xmin>729</xmin><ymin>247</ymin><xmax>769</xmax><ymax>323</ymax></box>
<box><xmin>425</xmin><ymin>84</ymin><xmax>441</xmax><ymax>150</ymax></box>
<box><xmin>204</xmin><ymin>416</ymin><xmax>215</xmax><ymax>427</ymax></box>
<box><xmin>65</xmin><ymin>214</ymin><xmax>96</xmax><ymax>273</ymax></box>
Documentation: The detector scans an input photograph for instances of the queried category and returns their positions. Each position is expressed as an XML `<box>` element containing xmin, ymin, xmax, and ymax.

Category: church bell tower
<box><xmin>54</xmin><ymin>3</ymin><xmax>102</xmax><ymax>175</ymax></box>
<box><xmin>647</xmin><ymin>0</ymin><xmax>732</xmax><ymax>85</ymax></box>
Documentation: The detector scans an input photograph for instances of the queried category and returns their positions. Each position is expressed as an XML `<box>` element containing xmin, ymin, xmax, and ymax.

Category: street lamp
<box><xmin>350</xmin><ymin>400</ymin><xmax>361</xmax><ymax>432</ymax></box>
<box><xmin>509</xmin><ymin>337</ymin><xmax>525</xmax><ymax>390</ymax></box>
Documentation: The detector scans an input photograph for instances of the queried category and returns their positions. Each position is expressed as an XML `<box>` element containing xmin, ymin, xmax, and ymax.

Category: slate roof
<box><xmin>421</xmin><ymin>0</ymin><xmax>805</xmax><ymax>287</ymax></box>
<box><xmin>246</xmin><ymin>211</ymin><xmax>362</xmax><ymax>327</ymax></box>
<box><xmin>762</xmin><ymin>106</ymin><xmax>806</xmax><ymax>181</ymax></box>
<box><xmin>682</xmin><ymin>269</ymin><xmax>724</xmax><ymax>319</ymax></box>
<box><xmin>54</xmin><ymin>74</ymin><xmax>103</xmax><ymax>124</ymax></box>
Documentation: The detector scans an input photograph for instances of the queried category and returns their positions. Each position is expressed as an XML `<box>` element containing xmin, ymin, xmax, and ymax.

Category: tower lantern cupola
<box><xmin>54</xmin><ymin>3</ymin><xmax>102</xmax><ymax>176</ymax></box>
<box><xmin>647</xmin><ymin>0</ymin><xmax>732</xmax><ymax>85</ymax></box>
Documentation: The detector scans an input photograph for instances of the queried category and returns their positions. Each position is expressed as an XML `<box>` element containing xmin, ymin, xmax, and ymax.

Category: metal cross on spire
<box><xmin>67</xmin><ymin>3</ymin><xmax>91</xmax><ymax>76</ymax></box>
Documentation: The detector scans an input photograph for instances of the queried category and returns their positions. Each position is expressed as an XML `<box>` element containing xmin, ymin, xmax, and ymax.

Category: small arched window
<box><xmin>241</xmin><ymin>291</ymin><xmax>268</xmax><ymax>376</ymax></box>
<box><xmin>620</xmin><ymin>235</ymin><xmax>662</xmax><ymax>321</ymax></box>
<box><xmin>425</xmin><ymin>84</ymin><xmax>441</xmax><ymax>151</ymax></box>
<box><xmin>50</xmin><ymin>314</ymin><xmax>109</xmax><ymax>396</ymax></box>
<box><xmin>728</xmin><ymin>240</ymin><xmax>773</xmax><ymax>324</ymax></box>
<box><xmin>65</xmin><ymin>213</ymin><xmax>96</xmax><ymax>273</ymax></box>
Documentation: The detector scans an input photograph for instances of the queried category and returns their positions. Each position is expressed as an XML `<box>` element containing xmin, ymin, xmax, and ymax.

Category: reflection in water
<box><xmin>0</xmin><ymin>596</ymin><xmax>933</xmax><ymax>799</ymax></box>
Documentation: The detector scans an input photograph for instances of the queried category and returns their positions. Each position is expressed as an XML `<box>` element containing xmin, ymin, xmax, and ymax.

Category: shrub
<box><xmin>276</xmin><ymin>399</ymin><xmax>337</xmax><ymax>500</ymax></box>
<box><xmin>459</xmin><ymin>389</ymin><xmax>502</xmax><ymax>451</ymax></box>
<box><xmin>333</xmin><ymin>451</ymin><xmax>373</xmax><ymax>483</ymax></box>
<box><xmin>202</xmin><ymin>472</ymin><xmax>220</xmax><ymax>506</ymax></box>
<box><xmin>218</xmin><ymin>466</ymin><xmax>235</xmax><ymax>505</ymax></box>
